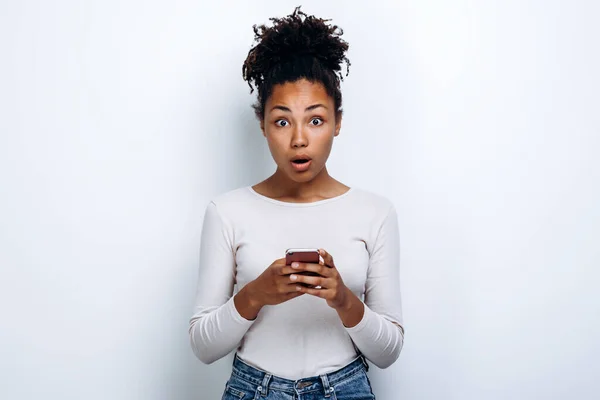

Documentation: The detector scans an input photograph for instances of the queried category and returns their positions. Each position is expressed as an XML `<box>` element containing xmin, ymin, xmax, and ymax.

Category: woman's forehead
<box><xmin>267</xmin><ymin>79</ymin><xmax>332</xmax><ymax>110</ymax></box>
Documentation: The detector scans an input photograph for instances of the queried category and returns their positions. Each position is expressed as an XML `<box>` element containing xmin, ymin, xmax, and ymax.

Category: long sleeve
<box><xmin>345</xmin><ymin>204</ymin><xmax>405</xmax><ymax>368</ymax></box>
<box><xmin>188</xmin><ymin>201</ymin><xmax>254</xmax><ymax>364</ymax></box>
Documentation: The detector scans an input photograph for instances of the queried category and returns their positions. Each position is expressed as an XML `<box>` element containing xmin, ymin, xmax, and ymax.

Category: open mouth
<box><xmin>290</xmin><ymin>158</ymin><xmax>312</xmax><ymax>172</ymax></box>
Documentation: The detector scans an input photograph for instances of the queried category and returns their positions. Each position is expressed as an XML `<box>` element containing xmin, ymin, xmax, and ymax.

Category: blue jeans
<box><xmin>221</xmin><ymin>353</ymin><xmax>376</xmax><ymax>400</ymax></box>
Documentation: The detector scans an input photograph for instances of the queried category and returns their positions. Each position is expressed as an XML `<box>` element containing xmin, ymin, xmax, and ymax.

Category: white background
<box><xmin>1</xmin><ymin>1</ymin><xmax>598</xmax><ymax>399</ymax></box>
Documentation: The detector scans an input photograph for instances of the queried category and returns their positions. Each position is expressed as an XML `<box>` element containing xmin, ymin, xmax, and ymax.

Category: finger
<box><xmin>277</xmin><ymin>258</ymin><xmax>298</xmax><ymax>274</ymax></box>
<box><xmin>291</xmin><ymin>274</ymin><xmax>337</xmax><ymax>290</ymax></box>
<box><xmin>279</xmin><ymin>265</ymin><xmax>301</xmax><ymax>275</ymax></box>
<box><xmin>274</xmin><ymin>259</ymin><xmax>288</xmax><ymax>272</ymax></box>
<box><xmin>286</xmin><ymin>281</ymin><xmax>316</xmax><ymax>289</ymax></box>
<box><xmin>295</xmin><ymin>284</ymin><xmax>329</xmax><ymax>298</ymax></box>
<box><xmin>279</xmin><ymin>258</ymin><xmax>290</xmax><ymax>267</ymax></box>
<box><xmin>318</xmin><ymin>249</ymin><xmax>336</xmax><ymax>268</ymax></box>
<box><xmin>278</xmin><ymin>264</ymin><xmax>292</xmax><ymax>275</ymax></box>
<box><xmin>280</xmin><ymin>264</ymin><xmax>325</xmax><ymax>276</ymax></box>
<box><xmin>286</xmin><ymin>262</ymin><xmax>333</xmax><ymax>277</ymax></box>
<box><xmin>284</xmin><ymin>291</ymin><xmax>304</xmax><ymax>299</ymax></box>
<box><xmin>279</xmin><ymin>282</ymin><xmax>308</xmax><ymax>294</ymax></box>
<box><xmin>278</xmin><ymin>263</ymin><xmax>301</xmax><ymax>275</ymax></box>
<box><xmin>289</xmin><ymin>273</ymin><xmax>330</xmax><ymax>288</ymax></box>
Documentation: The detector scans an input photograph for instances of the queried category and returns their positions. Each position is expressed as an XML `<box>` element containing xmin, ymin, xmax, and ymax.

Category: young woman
<box><xmin>189</xmin><ymin>7</ymin><xmax>405</xmax><ymax>399</ymax></box>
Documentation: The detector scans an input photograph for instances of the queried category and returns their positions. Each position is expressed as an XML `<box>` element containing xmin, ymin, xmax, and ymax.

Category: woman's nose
<box><xmin>291</xmin><ymin>127</ymin><xmax>308</xmax><ymax>147</ymax></box>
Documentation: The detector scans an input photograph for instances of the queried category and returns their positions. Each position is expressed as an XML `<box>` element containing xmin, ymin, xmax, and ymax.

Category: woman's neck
<box><xmin>253</xmin><ymin>167</ymin><xmax>349</xmax><ymax>202</ymax></box>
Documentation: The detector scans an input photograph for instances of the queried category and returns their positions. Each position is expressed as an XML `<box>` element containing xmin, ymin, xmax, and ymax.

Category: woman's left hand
<box><xmin>289</xmin><ymin>248</ymin><xmax>350</xmax><ymax>310</ymax></box>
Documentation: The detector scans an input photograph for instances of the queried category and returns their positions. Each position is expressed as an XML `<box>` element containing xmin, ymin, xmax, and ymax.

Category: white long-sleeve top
<box><xmin>188</xmin><ymin>185</ymin><xmax>405</xmax><ymax>379</ymax></box>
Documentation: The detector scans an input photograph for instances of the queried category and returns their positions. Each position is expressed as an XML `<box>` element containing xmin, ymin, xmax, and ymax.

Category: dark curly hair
<box><xmin>242</xmin><ymin>6</ymin><xmax>351</xmax><ymax>121</ymax></box>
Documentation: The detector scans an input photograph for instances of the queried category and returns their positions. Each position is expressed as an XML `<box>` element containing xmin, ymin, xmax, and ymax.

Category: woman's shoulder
<box><xmin>210</xmin><ymin>185</ymin><xmax>251</xmax><ymax>203</ymax></box>
<box><xmin>206</xmin><ymin>185</ymin><xmax>254</xmax><ymax>212</ymax></box>
<box><xmin>347</xmin><ymin>186</ymin><xmax>395</xmax><ymax>213</ymax></box>
<box><xmin>199</xmin><ymin>186</ymin><xmax>256</xmax><ymax>228</ymax></box>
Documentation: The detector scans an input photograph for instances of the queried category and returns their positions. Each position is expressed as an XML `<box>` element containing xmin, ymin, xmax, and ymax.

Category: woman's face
<box><xmin>260</xmin><ymin>78</ymin><xmax>341</xmax><ymax>183</ymax></box>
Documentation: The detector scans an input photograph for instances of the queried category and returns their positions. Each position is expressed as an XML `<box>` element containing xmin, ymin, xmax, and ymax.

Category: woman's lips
<box><xmin>290</xmin><ymin>159</ymin><xmax>312</xmax><ymax>172</ymax></box>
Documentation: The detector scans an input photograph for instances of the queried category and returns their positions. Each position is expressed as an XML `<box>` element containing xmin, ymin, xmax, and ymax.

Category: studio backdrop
<box><xmin>1</xmin><ymin>1</ymin><xmax>598</xmax><ymax>399</ymax></box>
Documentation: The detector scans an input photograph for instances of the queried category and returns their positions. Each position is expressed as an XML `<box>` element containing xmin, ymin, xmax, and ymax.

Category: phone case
<box><xmin>285</xmin><ymin>248</ymin><xmax>320</xmax><ymax>277</ymax></box>
<box><xmin>285</xmin><ymin>248</ymin><xmax>320</xmax><ymax>264</ymax></box>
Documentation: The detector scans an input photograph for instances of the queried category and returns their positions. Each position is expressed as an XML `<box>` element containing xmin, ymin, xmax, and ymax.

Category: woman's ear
<box><xmin>334</xmin><ymin>113</ymin><xmax>342</xmax><ymax>137</ymax></box>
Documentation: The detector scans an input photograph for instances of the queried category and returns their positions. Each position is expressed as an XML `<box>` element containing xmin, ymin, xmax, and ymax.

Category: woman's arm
<box><xmin>188</xmin><ymin>201</ymin><xmax>255</xmax><ymax>364</ymax></box>
<box><xmin>291</xmin><ymin>203</ymin><xmax>405</xmax><ymax>368</ymax></box>
<box><xmin>343</xmin><ymin>204</ymin><xmax>405</xmax><ymax>368</ymax></box>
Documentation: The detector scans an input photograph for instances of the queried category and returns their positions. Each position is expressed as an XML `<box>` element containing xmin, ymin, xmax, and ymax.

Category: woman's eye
<box><xmin>275</xmin><ymin>120</ymin><xmax>289</xmax><ymax>127</ymax></box>
<box><xmin>310</xmin><ymin>118</ymin><xmax>323</xmax><ymax>126</ymax></box>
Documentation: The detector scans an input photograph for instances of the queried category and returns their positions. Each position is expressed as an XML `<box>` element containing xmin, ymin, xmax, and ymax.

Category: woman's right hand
<box><xmin>234</xmin><ymin>257</ymin><xmax>303</xmax><ymax>320</ymax></box>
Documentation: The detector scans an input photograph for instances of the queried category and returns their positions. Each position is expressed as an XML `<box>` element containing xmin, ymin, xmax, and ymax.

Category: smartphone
<box><xmin>285</xmin><ymin>248</ymin><xmax>320</xmax><ymax>277</ymax></box>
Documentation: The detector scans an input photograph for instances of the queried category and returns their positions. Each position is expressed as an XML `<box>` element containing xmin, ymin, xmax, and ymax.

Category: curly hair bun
<box><xmin>242</xmin><ymin>5</ymin><xmax>350</xmax><ymax>94</ymax></box>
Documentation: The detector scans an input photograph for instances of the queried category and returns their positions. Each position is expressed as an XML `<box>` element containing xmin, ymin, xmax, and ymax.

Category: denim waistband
<box><xmin>230</xmin><ymin>353</ymin><xmax>370</xmax><ymax>396</ymax></box>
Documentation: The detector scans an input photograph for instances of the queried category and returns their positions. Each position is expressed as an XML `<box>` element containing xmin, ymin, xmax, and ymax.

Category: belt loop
<box><xmin>360</xmin><ymin>354</ymin><xmax>370</xmax><ymax>372</ymax></box>
<box><xmin>319</xmin><ymin>373</ymin><xmax>334</xmax><ymax>397</ymax></box>
<box><xmin>257</xmin><ymin>372</ymin><xmax>272</xmax><ymax>397</ymax></box>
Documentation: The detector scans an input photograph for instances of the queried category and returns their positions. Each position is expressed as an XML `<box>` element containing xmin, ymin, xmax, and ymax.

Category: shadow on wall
<box><xmin>180</xmin><ymin>82</ymin><xmax>273</xmax><ymax>399</ymax></box>
<box><xmin>212</xmin><ymin>95</ymin><xmax>274</xmax><ymax>196</ymax></box>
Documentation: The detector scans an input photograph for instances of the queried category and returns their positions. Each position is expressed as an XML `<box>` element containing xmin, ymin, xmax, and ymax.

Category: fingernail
<box><xmin>291</xmin><ymin>262</ymin><xmax>299</xmax><ymax>268</ymax></box>
<box><xmin>290</xmin><ymin>274</ymin><xmax>297</xmax><ymax>281</ymax></box>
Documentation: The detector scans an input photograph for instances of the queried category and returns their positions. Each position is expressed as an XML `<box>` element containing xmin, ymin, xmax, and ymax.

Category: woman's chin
<box><xmin>287</xmin><ymin>173</ymin><xmax>313</xmax><ymax>183</ymax></box>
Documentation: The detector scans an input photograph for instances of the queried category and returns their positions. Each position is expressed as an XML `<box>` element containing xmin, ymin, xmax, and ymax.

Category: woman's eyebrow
<box><xmin>270</xmin><ymin>104</ymin><xmax>328</xmax><ymax>112</ymax></box>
